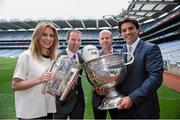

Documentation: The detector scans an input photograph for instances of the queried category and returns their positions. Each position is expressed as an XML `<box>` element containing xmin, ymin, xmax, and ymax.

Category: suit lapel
<box><xmin>133</xmin><ymin>40</ymin><xmax>144</xmax><ymax>62</ymax></box>
<box><xmin>77</xmin><ymin>52</ymin><xmax>84</xmax><ymax>64</ymax></box>
<box><xmin>127</xmin><ymin>40</ymin><xmax>144</xmax><ymax>74</ymax></box>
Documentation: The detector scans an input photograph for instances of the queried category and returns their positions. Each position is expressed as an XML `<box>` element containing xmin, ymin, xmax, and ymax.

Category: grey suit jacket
<box><xmin>116</xmin><ymin>40</ymin><xmax>164</xmax><ymax>118</ymax></box>
<box><xmin>55</xmin><ymin>50</ymin><xmax>85</xmax><ymax>114</ymax></box>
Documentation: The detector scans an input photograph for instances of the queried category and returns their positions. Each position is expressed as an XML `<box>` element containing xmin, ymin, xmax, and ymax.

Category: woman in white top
<box><xmin>12</xmin><ymin>21</ymin><xmax>59</xmax><ymax>119</ymax></box>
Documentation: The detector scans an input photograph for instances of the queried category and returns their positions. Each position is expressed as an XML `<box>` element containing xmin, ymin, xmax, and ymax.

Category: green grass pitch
<box><xmin>0</xmin><ymin>57</ymin><xmax>180</xmax><ymax>119</ymax></box>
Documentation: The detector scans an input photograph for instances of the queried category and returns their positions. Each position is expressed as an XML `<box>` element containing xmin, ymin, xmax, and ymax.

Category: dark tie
<box><xmin>72</xmin><ymin>54</ymin><xmax>76</xmax><ymax>59</ymax></box>
<box><xmin>72</xmin><ymin>54</ymin><xmax>78</xmax><ymax>64</ymax></box>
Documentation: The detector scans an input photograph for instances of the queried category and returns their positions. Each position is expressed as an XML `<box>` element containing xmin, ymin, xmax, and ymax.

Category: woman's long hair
<box><xmin>29</xmin><ymin>21</ymin><xmax>59</xmax><ymax>61</ymax></box>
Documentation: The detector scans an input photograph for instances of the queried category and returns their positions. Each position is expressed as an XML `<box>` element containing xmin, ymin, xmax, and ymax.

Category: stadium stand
<box><xmin>0</xmin><ymin>0</ymin><xmax>179</xmax><ymax>72</ymax></box>
<box><xmin>159</xmin><ymin>40</ymin><xmax>180</xmax><ymax>75</ymax></box>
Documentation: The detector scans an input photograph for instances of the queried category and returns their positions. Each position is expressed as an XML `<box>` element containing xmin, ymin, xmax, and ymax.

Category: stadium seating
<box><xmin>0</xmin><ymin>7</ymin><xmax>179</xmax><ymax>74</ymax></box>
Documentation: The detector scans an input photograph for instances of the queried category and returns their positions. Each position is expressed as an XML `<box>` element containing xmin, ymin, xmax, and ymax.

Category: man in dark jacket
<box><xmin>92</xmin><ymin>30</ymin><xmax>119</xmax><ymax>119</ymax></box>
<box><xmin>116</xmin><ymin>18</ymin><xmax>164</xmax><ymax>119</ymax></box>
<box><xmin>54</xmin><ymin>30</ymin><xmax>85</xmax><ymax>119</ymax></box>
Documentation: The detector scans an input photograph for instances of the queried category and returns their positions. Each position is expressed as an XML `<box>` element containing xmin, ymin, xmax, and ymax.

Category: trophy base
<box><xmin>98</xmin><ymin>95</ymin><xmax>124</xmax><ymax>110</ymax></box>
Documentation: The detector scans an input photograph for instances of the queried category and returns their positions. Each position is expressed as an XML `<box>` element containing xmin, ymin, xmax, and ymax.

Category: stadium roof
<box><xmin>0</xmin><ymin>0</ymin><xmax>179</xmax><ymax>31</ymax></box>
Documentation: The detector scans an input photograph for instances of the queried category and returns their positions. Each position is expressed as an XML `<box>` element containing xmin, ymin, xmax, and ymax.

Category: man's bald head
<box><xmin>99</xmin><ymin>30</ymin><xmax>113</xmax><ymax>38</ymax></box>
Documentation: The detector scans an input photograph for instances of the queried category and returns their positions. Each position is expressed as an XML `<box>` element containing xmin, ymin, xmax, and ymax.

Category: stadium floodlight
<box><xmin>173</xmin><ymin>5</ymin><xmax>180</xmax><ymax>11</ymax></box>
<box><xmin>103</xmin><ymin>15</ymin><xmax>114</xmax><ymax>19</ymax></box>
<box><xmin>159</xmin><ymin>13</ymin><xmax>168</xmax><ymax>18</ymax></box>
<box><xmin>142</xmin><ymin>19</ymin><xmax>155</xmax><ymax>24</ymax></box>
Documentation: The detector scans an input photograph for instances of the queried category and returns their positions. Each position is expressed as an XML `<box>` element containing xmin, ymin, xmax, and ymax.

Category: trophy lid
<box><xmin>81</xmin><ymin>45</ymin><xmax>100</xmax><ymax>62</ymax></box>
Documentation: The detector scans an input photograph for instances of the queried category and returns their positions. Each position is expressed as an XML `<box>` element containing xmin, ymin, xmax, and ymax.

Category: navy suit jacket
<box><xmin>116</xmin><ymin>40</ymin><xmax>164</xmax><ymax>118</ymax></box>
<box><xmin>55</xmin><ymin>50</ymin><xmax>85</xmax><ymax>114</ymax></box>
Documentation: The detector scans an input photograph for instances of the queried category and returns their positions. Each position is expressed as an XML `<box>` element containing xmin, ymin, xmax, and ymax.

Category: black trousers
<box><xmin>93</xmin><ymin>107</ymin><xmax>119</xmax><ymax>119</ymax></box>
<box><xmin>54</xmin><ymin>99</ymin><xmax>85</xmax><ymax>119</ymax></box>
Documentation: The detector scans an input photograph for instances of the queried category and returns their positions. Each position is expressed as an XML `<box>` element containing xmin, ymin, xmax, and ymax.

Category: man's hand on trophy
<box><xmin>93</xmin><ymin>86</ymin><xmax>108</xmax><ymax>96</ymax></box>
<box><xmin>116</xmin><ymin>96</ymin><xmax>133</xmax><ymax>110</ymax></box>
<box><xmin>38</xmin><ymin>69</ymin><xmax>53</xmax><ymax>84</ymax></box>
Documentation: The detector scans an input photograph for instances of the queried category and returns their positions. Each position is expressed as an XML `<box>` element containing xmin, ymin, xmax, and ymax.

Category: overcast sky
<box><xmin>0</xmin><ymin>0</ymin><xmax>130</xmax><ymax>20</ymax></box>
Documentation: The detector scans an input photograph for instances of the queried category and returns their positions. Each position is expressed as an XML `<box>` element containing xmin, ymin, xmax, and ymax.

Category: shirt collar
<box><xmin>101</xmin><ymin>47</ymin><xmax>113</xmax><ymax>54</ymax></box>
<box><xmin>66</xmin><ymin>48</ymin><xmax>78</xmax><ymax>57</ymax></box>
<box><xmin>127</xmin><ymin>37</ymin><xmax>140</xmax><ymax>53</ymax></box>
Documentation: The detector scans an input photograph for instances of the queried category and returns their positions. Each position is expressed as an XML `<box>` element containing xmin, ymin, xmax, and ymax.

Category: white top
<box><xmin>13</xmin><ymin>50</ymin><xmax>56</xmax><ymax>119</ymax></box>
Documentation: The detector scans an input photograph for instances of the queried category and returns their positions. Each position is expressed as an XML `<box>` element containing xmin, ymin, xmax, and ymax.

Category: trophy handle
<box><xmin>41</xmin><ymin>83</ymin><xmax>48</xmax><ymax>94</ymax></box>
<box><xmin>41</xmin><ymin>59</ymin><xmax>56</xmax><ymax>94</ymax></box>
<box><xmin>59</xmin><ymin>68</ymin><xmax>79</xmax><ymax>101</ymax></box>
<box><xmin>123</xmin><ymin>52</ymin><xmax>134</xmax><ymax>65</ymax></box>
<box><xmin>48</xmin><ymin>59</ymin><xmax>56</xmax><ymax>72</ymax></box>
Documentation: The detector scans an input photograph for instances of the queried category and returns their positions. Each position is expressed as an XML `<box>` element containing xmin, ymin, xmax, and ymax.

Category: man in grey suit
<box><xmin>54</xmin><ymin>30</ymin><xmax>85</xmax><ymax>119</ymax></box>
<box><xmin>115</xmin><ymin>18</ymin><xmax>164</xmax><ymax>119</ymax></box>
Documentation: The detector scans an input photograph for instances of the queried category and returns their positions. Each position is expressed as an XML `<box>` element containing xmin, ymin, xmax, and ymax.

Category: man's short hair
<box><xmin>66</xmin><ymin>29</ymin><xmax>81</xmax><ymax>41</ymax></box>
<box><xmin>118</xmin><ymin>18</ymin><xmax>139</xmax><ymax>33</ymax></box>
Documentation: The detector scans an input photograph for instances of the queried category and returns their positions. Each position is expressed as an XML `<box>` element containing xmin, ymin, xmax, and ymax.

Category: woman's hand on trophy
<box><xmin>93</xmin><ymin>86</ymin><xmax>108</xmax><ymax>96</ymax></box>
<box><xmin>38</xmin><ymin>69</ymin><xmax>53</xmax><ymax>84</ymax></box>
<box><xmin>116</xmin><ymin>96</ymin><xmax>133</xmax><ymax>110</ymax></box>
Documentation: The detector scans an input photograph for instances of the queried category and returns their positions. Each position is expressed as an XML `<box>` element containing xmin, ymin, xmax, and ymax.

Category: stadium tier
<box><xmin>0</xmin><ymin>2</ymin><xmax>179</xmax><ymax>74</ymax></box>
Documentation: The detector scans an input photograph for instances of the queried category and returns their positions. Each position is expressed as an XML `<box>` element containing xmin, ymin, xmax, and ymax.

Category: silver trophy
<box><xmin>41</xmin><ymin>55</ymin><xmax>80</xmax><ymax>101</ymax></box>
<box><xmin>82</xmin><ymin>45</ymin><xmax>134</xmax><ymax>110</ymax></box>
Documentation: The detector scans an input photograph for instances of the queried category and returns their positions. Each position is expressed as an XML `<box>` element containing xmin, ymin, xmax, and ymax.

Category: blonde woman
<box><xmin>12</xmin><ymin>21</ymin><xmax>59</xmax><ymax>119</ymax></box>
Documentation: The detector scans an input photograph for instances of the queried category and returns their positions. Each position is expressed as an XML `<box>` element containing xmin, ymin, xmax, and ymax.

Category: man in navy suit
<box><xmin>116</xmin><ymin>18</ymin><xmax>164</xmax><ymax>119</ymax></box>
<box><xmin>54</xmin><ymin>30</ymin><xmax>85</xmax><ymax>119</ymax></box>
